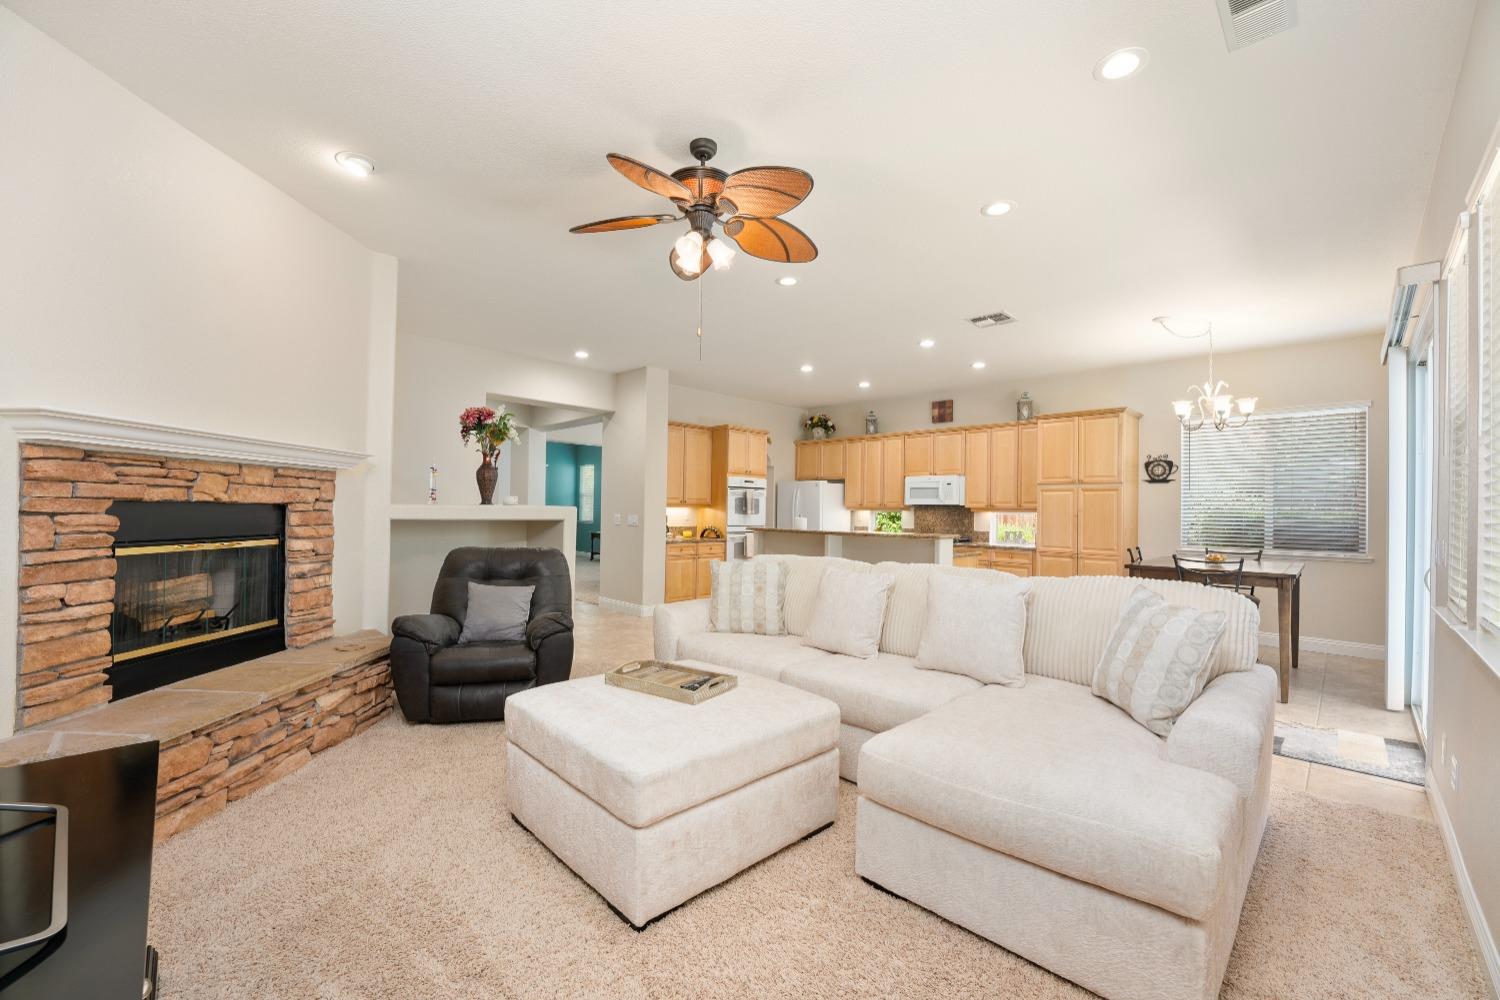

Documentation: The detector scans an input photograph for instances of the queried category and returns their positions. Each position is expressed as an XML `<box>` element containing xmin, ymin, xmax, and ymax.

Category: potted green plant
<box><xmin>804</xmin><ymin>413</ymin><xmax>836</xmax><ymax>440</ymax></box>
<box><xmin>459</xmin><ymin>405</ymin><xmax>518</xmax><ymax>504</ymax></box>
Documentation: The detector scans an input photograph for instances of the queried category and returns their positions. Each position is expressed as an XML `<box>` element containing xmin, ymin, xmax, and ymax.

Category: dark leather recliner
<box><xmin>390</xmin><ymin>547</ymin><xmax>573</xmax><ymax>723</ymax></box>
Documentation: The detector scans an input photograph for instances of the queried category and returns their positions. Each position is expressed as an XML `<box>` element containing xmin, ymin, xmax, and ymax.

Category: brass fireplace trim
<box><xmin>115</xmin><ymin>538</ymin><xmax>281</xmax><ymax>557</ymax></box>
<box><xmin>112</xmin><ymin>618</ymin><xmax>282</xmax><ymax>663</ymax></box>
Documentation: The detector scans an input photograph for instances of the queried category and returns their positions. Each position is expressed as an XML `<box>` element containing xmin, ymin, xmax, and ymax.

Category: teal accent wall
<box><xmin>545</xmin><ymin>442</ymin><xmax>602</xmax><ymax>553</ymax></box>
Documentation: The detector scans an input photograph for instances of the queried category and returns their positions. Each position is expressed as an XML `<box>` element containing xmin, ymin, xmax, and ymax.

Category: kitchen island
<box><xmin>753</xmin><ymin>527</ymin><xmax>957</xmax><ymax>566</ymax></box>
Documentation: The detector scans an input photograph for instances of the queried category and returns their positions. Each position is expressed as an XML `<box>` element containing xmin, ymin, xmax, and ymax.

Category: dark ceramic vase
<box><xmin>476</xmin><ymin>455</ymin><xmax>498</xmax><ymax>505</ymax></box>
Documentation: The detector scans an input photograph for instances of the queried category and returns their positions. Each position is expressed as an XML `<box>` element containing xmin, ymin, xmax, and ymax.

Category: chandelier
<box><xmin>1156</xmin><ymin>317</ymin><xmax>1257</xmax><ymax>432</ymax></box>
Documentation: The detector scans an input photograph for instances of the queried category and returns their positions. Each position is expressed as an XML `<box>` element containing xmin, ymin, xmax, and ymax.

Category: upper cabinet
<box><xmin>1018</xmin><ymin>423</ymin><xmax>1038</xmax><ymax>509</ymax></box>
<box><xmin>666</xmin><ymin>424</ymin><xmax>686</xmax><ymax>505</ymax></box>
<box><xmin>932</xmin><ymin>431</ymin><xmax>964</xmax><ymax>475</ymax></box>
<box><xmin>844</xmin><ymin>438</ymin><xmax>866</xmax><ymax>507</ymax></box>
<box><xmin>1077</xmin><ymin>412</ymin><xmax>1125</xmax><ymax>483</ymax></box>
<box><xmin>1037</xmin><ymin>418</ymin><xmax>1077</xmax><ymax>484</ymax></box>
<box><xmin>794</xmin><ymin>439</ymin><xmax>846</xmax><ymax>481</ymax></box>
<box><xmin>725</xmin><ymin>428</ymin><xmax>768</xmax><ymax>477</ymax></box>
<box><xmin>986</xmin><ymin>425</ymin><xmax>1017</xmax><ymax>510</ymax></box>
<box><xmin>965</xmin><ymin>429</ymin><xmax>991</xmax><ymax>509</ymax></box>
<box><xmin>880</xmin><ymin>437</ymin><xmax>904</xmax><ymax>507</ymax></box>
<box><xmin>903</xmin><ymin>434</ymin><xmax>933</xmax><ymax>477</ymax></box>
<box><xmin>683</xmin><ymin>426</ymin><xmax>712</xmax><ymax>505</ymax></box>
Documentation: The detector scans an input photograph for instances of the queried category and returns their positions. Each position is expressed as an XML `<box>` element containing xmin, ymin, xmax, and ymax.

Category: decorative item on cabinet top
<box><xmin>1016</xmin><ymin>392</ymin><xmax>1034</xmax><ymax>422</ymax></box>
<box><xmin>865</xmin><ymin>411</ymin><xmax>878</xmax><ymax>435</ymax></box>
<box><xmin>931</xmin><ymin>399</ymin><xmax>954</xmax><ymax>424</ymax></box>
<box><xmin>804</xmin><ymin>413</ymin><xmax>836</xmax><ymax>440</ymax></box>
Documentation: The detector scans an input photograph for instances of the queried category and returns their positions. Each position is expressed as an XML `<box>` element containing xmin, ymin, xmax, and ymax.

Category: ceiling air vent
<box><xmin>968</xmin><ymin>312</ymin><xmax>1015</xmax><ymax>328</ymax></box>
<box><xmin>1216</xmin><ymin>0</ymin><xmax>1297</xmax><ymax>52</ymax></box>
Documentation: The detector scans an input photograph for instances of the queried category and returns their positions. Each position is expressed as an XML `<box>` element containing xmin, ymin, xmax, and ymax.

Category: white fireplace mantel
<box><xmin>0</xmin><ymin>408</ymin><xmax>369</xmax><ymax>471</ymax></box>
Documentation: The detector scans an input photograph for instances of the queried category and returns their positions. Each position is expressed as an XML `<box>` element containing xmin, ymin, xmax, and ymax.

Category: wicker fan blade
<box><xmin>569</xmin><ymin>214</ymin><xmax>677</xmax><ymax>234</ymax></box>
<box><xmin>717</xmin><ymin>166</ymin><xmax>814</xmax><ymax>218</ymax></box>
<box><xmin>722</xmin><ymin>217</ymin><xmax>818</xmax><ymax>263</ymax></box>
<box><xmin>607</xmin><ymin>153</ymin><xmax>694</xmax><ymax>203</ymax></box>
<box><xmin>668</xmin><ymin>245</ymin><xmax>711</xmax><ymax>281</ymax></box>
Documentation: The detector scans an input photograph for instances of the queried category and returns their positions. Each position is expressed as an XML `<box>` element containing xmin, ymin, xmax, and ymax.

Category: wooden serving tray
<box><xmin>605</xmin><ymin>660</ymin><xmax>737</xmax><ymax>705</ymax></box>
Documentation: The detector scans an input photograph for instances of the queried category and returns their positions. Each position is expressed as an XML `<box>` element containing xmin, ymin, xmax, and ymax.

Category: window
<box><xmin>1479</xmin><ymin>163</ymin><xmax>1500</xmax><ymax>631</ymax></box>
<box><xmin>1447</xmin><ymin>238</ymin><xmax>1472</xmax><ymax>622</ymax></box>
<box><xmin>578</xmin><ymin>464</ymin><xmax>596</xmax><ymax>523</ymax></box>
<box><xmin>1180</xmin><ymin>404</ymin><xmax>1369</xmax><ymax>557</ymax></box>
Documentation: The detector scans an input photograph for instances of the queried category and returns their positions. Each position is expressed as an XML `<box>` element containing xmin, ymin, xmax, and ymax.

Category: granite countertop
<box><xmin>956</xmin><ymin>541</ymin><xmax>1037</xmax><ymax>552</ymax></box>
<box><xmin>754</xmin><ymin>527</ymin><xmax>962</xmax><ymax>540</ymax></box>
<box><xmin>666</xmin><ymin>536</ymin><xmax>727</xmax><ymax>545</ymax></box>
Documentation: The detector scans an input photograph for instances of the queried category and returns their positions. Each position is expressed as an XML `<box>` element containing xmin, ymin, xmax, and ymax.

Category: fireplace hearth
<box><xmin>106</xmin><ymin>502</ymin><xmax>287</xmax><ymax>699</ymax></box>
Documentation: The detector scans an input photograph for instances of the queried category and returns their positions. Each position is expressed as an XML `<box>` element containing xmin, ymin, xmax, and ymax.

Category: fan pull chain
<box><xmin>697</xmin><ymin>278</ymin><xmax>704</xmax><ymax>362</ymax></box>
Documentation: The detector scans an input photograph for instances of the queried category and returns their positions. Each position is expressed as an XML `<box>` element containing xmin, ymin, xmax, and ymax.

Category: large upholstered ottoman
<box><xmin>505</xmin><ymin>662</ymin><xmax>840</xmax><ymax>928</ymax></box>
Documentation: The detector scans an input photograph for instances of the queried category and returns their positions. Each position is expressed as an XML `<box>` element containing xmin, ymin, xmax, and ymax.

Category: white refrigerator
<box><xmin>776</xmin><ymin>480</ymin><xmax>850</xmax><ymax>531</ymax></box>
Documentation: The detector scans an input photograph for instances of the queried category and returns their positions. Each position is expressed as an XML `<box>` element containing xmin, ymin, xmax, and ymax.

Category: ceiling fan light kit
<box><xmin>570</xmin><ymin>136</ymin><xmax>817</xmax><ymax>281</ymax></box>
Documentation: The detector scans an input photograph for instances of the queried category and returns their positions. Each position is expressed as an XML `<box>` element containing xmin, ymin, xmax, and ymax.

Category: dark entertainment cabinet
<box><xmin>0</xmin><ymin>741</ymin><xmax>160</xmax><ymax>999</ymax></box>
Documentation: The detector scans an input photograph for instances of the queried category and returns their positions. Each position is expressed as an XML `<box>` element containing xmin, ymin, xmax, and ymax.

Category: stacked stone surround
<box><xmin>16</xmin><ymin>444</ymin><xmax>337</xmax><ymax>729</ymax></box>
<box><xmin>150</xmin><ymin>644</ymin><xmax>392</xmax><ymax>844</ymax></box>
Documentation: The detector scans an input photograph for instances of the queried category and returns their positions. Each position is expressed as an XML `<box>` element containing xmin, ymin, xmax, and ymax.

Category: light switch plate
<box><xmin>627</xmin><ymin>514</ymin><xmax>639</xmax><ymax>527</ymax></box>
<box><xmin>613</xmin><ymin>513</ymin><xmax>622</xmax><ymax>525</ymax></box>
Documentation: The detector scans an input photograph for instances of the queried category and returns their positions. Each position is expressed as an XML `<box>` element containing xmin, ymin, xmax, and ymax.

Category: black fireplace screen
<box><xmin>111</xmin><ymin>539</ymin><xmax>281</xmax><ymax>663</ymax></box>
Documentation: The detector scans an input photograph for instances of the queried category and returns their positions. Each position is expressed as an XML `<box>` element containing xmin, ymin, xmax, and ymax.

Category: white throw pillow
<box><xmin>915</xmin><ymin>572</ymin><xmax>1027</xmax><ymax>686</ymax></box>
<box><xmin>801</xmin><ymin>564</ymin><xmax>895</xmax><ymax>658</ymax></box>
<box><xmin>1092</xmin><ymin>585</ymin><xmax>1229</xmax><ymax>737</ymax></box>
<box><xmin>708</xmin><ymin>558</ymin><xmax>786</xmax><ymax>636</ymax></box>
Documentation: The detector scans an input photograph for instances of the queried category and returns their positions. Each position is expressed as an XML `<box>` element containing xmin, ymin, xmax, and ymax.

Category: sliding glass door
<box><xmin>1408</xmin><ymin>337</ymin><xmax>1434</xmax><ymax>739</ymax></box>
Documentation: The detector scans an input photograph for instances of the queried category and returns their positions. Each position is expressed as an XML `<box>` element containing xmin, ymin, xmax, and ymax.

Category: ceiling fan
<box><xmin>569</xmin><ymin>137</ymin><xmax>817</xmax><ymax>281</ymax></box>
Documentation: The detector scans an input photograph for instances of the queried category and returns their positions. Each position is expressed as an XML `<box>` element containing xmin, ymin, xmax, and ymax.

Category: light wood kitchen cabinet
<box><xmin>1018</xmin><ymin>423</ymin><xmax>1038</xmax><ymax>509</ymax></box>
<box><xmin>953</xmin><ymin>546</ymin><xmax>985</xmax><ymax>569</ymax></box>
<box><xmin>932</xmin><ymin>431</ymin><xmax>964</xmax><ymax>475</ymax></box>
<box><xmin>683</xmin><ymin>426</ymin><xmax>712</xmax><ymax>505</ymax></box>
<box><xmin>964</xmin><ymin>430</ymin><xmax>990</xmax><ymax>509</ymax></box>
<box><xmin>1036</xmin><ymin>551</ymin><xmax>1076</xmax><ymax>577</ymax></box>
<box><xmin>665</xmin><ymin>541</ymin><xmax>725</xmax><ymax>603</ymax></box>
<box><xmin>903</xmin><ymin>434</ymin><xmax>934</xmax><ymax>476</ymax></box>
<box><xmin>725</xmin><ymin>428</ymin><xmax>768</xmax><ymax>477</ymax></box>
<box><xmin>794</xmin><ymin>439</ymin><xmax>846</xmax><ymax>480</ymax></box>
<box><xmin>1032</xmin><ymin>409</ymin><xmax>1139</xmax><ymax>578</ymax></box>
<box><xmin>863</xmin><ymin>439</ymin><xmax>883</xmax><ymax>507</ymax></box>
<box><xmin>819</xmin><ymin>440</ymin><xmax>845</xmax><ymax>480</ymax></box>
<box><xmin>987</xmin><ymin>425</ymin><xmax>1018</xmax><ymax>509</ymax></box>
<box><xmin>987</xmin><ymin>549</ymin><xmax>1034</xmax><ymax>577</ymax></box>
<box><xmin>1037</xmin><ymin>417</ymin><xmax>1077</xmax><ymax>484</ymax></box>
<box><xmin>1035</xmin><ymin>485</ymin><xmax>1077</xmax><ymax>552</ymax></box>
<box><xmin>667</xmin><ymin>422</ymin><xmax>713</xmax><ymax>505</ymax></box>
<box><xmin>795</xmin><ymin>440</ymin><xmax>819</xmax><ymax>480</ymax></box>
<box><xmin>1078</xmin><ymin>412</ymin><xmax>1125</xmax><ymax>483</ymax></box>
<box><xmin>844</xmin><ymin>438</ymin><xmax>865</xmax><ymax>507</ymax></box>
<box><xmin>666</xmin><ymin>424</ymin><xmax>686</xmax><ymax>505</ymax></box>
<box><xmin>881</xmin><ymin>437</ymin><xmax>905</xmax><ymax>507</ymax></box>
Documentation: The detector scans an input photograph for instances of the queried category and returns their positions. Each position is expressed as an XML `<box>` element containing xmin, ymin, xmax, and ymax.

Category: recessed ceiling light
<box><xmin>800</xmin><ymin>364</ymin><xmax>814</xmax><ymax>374</ymax></box>
<box><xmin>574</xmin><ymin>350</ymin><xmax>590</xmax><ymax>359</ymax></box>
<box><xmin>971</xmin><ymin>361</ymin><xmax>987</xmax><ymax>370</ymax></box>
<box><xmin>980</xmin><ymin>201</ymin><xmax>1015</xmax><ymax>217</ymax></box>
<box><xmin>858</xmin><ymin>381</ymin><xmax>871</xmax><ymax>389</ymax></box>
<box><xmin>919</xmin><ymin>338</ymin><xmax>936</xmax><ymax>349</ymax></box>
<box><xmin>777</xmin><ymin>276</ymin><xmax>798</xmax><ymax>287</ymax></box>
<box><xmin>333</xmin><ymin>151</ymin><xmax>375</xmax><ymax>178</ymax></box>
<box><xmin>1093</xmin><ymin>47</ymin><xmax>1149</xmax><ymax>82</ymax></box>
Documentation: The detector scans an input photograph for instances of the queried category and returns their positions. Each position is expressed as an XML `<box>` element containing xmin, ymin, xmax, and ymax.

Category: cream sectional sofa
<box><xmin>653</xmin><ymin>555</ymin><xmax>1277</xmax><ymax>1000</ymax></box>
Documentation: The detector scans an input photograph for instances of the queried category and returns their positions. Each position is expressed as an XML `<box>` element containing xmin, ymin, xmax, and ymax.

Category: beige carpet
<box><xmin>148</xmin><ymin>716</ymin><xmax>1487</xmax><ymax>1000</ymax></box>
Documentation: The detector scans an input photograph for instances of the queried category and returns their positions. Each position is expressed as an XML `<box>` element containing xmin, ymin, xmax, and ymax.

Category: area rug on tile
<box><xmin>147</xmin><ymin>716</ymin><xmax>1487</xmax><ymax>1000</ymax></box>
<box><xmin>1274</xmin><ymin>720</ymin><xmax>1425</xmax><ymax>785</ymax></box>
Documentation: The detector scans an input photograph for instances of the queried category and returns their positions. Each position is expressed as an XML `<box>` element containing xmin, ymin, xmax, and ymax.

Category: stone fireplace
<box><xmin>17</xmin><ymin>445</ymin><xmax>337</xmax><ymax>729</ymax></box>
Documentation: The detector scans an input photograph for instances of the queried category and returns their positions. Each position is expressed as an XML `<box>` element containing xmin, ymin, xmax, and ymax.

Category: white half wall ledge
<box><xmin>0</xmin><ymin>408</ymin><xmax>369</xmax><ymax>471</ymax></box>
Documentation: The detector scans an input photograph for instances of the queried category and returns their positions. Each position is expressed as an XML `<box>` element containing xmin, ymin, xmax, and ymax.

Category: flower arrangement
<box><xmin>804</xmin><ymin>413</ymin><xmax>836</xmax><ymax>436</ymax></box>
<box><xmin>459</xmin><ymin>405</ymin><xmax>517</xmax><ymax>462</ymax></box>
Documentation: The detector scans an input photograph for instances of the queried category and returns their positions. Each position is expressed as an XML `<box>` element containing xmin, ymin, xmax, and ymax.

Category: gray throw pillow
<box><xmin>458</xmin><ymin>581</ymin><xmax>534</xmax><ymax>644</ymax></box>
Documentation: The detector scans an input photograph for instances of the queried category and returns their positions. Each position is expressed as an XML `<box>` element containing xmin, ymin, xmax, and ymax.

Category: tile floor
<box><xmin>566</xmin><ymin>599</ymin><xmax>1435</xmax><ymax>822</ymax></box>
<box><xmin>1268</xmin><ymin>645</ymin><xmax>1431</xmax><ymax>820</ymax></box>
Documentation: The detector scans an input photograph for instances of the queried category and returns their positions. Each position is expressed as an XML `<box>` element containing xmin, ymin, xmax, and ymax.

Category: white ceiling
<box><xmin>10</xmin><ymin>0</ymin><xmax>1474</xmax><ymax>407</ymax></box>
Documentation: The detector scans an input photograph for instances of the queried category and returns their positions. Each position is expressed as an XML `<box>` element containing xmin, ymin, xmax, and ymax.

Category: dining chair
<box><xmin>1127</xmin><ymin>546</ymin><xmax>1143</xmax><ymax>565</ymax></box>
<box><xmin>1206</xmin><ymin>546</ymin><xmax>1263</xmax><ymax>602</ymax></box>
<box><xmin>1172</xmin><ymin>555</ymin><xmax>1259</xmax><ymax>607</ymax></box>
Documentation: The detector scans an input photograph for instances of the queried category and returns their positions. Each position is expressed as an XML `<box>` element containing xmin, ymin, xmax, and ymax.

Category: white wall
<box><xmin>391</xmin><ymin>333</ymin><xmax>614</xmax><ymax>505</ymax></box>
<box><xmin>0</xmin><ymin>8</ymin><xmax>393</xmax><ymax>736</ymax></box>
<box><xmin>602</xmin><ymin>368</ymin><xmax>668</xmax><ymax>610</ymax></box>
<box><xmin>1418</xmin><ymin>0</ymin><xmax>1500</xmax><ymax>982</ymax></box>
<box><xmin>810</xmin><ymin>333</ymin><xmax>1389</xmax><ymax>650</ymax></box>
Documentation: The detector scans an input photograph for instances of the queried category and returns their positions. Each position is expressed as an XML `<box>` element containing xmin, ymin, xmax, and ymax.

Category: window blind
<box><xmin>1447</xmin><ymin>241</ymin><xmax>1471</xmax><ymax>622</ymax></box>
<box><xmin>579</xmin><ymin>465</ymin><xmax>596</xmax><ymax>523</ymax></box>
<box><xmin>1179</xmin><ymin>404</ymin><xmax>1368</xmax><ymax>556</ymax></box>
<box><xmin>1479</xmin><ymin>169</ymin><xmax>1500</xmax><ymax>631</ymax></box>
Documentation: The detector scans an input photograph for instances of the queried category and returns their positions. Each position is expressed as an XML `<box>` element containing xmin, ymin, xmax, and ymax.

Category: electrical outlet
<box><xmin>627</xmin><ymin>514</ymin><xmax>639</xmax><ymax>527</ymax></box>
<box><xmin>613</xmin><ymin>513</ymin><xmax>621</xmax><ymax>525</ymax></box>
<box><xmin>1450</xmin><ymin>755</ymin><xmax>1460</xmax><ymax>792</ymax></box>
<box><xmin>1439</xmin><ymin>733</ymin><xmax>1447</xmax><ymax>764</ymax></box>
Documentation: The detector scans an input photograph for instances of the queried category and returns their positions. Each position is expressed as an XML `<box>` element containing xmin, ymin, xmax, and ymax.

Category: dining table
<box><xmin>1125</xmin><ymin>554</ymin><xmax>1304</xmax><ymax>703</ymax></box>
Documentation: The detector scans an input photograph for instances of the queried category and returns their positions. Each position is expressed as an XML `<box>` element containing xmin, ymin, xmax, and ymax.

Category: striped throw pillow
<box><xmin>1092</xmin><ymin>585</ymin><xmax>1228</xmax><ymax>737</ymax></box>
<box><xmin>708</xmin><ymin>559</ymin><xmax>786</xmax><ymax>636</ymax></box>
